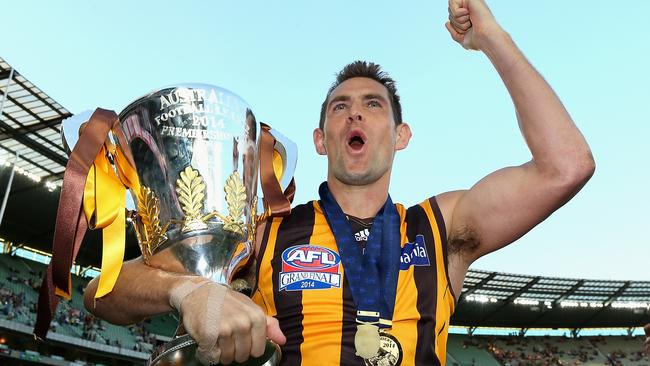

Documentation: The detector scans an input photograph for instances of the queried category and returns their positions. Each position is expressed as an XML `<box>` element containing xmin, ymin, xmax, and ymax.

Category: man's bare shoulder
<box><xmin>434</xmin><ymin>190</ymin><xmax>476</xmax><ymax>300</ymax></box>
<box><xmin>434</xmin><ymin>190</ymin><xmax>465</xmax><ymax>237</ymax></box>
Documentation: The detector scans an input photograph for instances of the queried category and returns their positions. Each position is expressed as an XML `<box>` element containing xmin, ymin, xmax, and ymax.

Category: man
<box><xmin>84</xmin><ymin>0</ymin><xmax>594</xmax><ymax>365</ymax></box>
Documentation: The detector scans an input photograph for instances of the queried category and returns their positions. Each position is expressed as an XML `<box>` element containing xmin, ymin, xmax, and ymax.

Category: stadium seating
<box><xmin>2</xmin><ymin>253</ymin><xmax>648</xmax><ymax>365</ymax></box>
<box><xmin>589</xmin><ymin>336</ymin><xmax>648</xmax><ymax>366</ymax></box>
<box><xmin>446</xmin><ymin>333</ymin><xmax>649</xmax><ymax>366</ymax></box>
<box><xmin>447</xmin><ymin>334</ymin><xmax>502</xmax><ymax>365</ymax></box>
<box><xmin>0</xmin><ymin>253</ymin><xmax>175</xmax><ymax>354</ymax></box>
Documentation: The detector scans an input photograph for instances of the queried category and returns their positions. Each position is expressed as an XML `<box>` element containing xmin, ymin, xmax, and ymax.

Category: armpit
<box><xmin>448</xmin><ymin>225</ymin><xmax>480</xmax><ymax>256</ymax></box>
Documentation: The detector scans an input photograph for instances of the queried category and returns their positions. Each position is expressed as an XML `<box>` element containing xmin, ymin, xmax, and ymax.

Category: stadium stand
<box><xmin>447</xmin><ymin>334</ymin><xmax>501</xmax><ymax>365</ymax></box>
<box><xmin>0</xmin><ymin>252</ymin><xmax>176</xmax><ymax>365</ymax></box>
<box><xmin>2</xmin><ymin>250</ymin><xmax>648</xmax><ymax>365</ymax></box>
<box><xmin>446</xmin><ymin>334</ymin><xmax>649</xmax><ymax>366</ymax></box>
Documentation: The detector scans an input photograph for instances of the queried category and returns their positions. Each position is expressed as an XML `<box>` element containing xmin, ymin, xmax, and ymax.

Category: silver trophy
<box><xmin>63</xmin><ymin>84</ymin><xmax>296</xmax><ymax>366</ymax></box>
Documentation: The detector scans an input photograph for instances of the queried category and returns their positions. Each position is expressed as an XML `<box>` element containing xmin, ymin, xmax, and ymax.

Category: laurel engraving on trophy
<box><xmin>137</xmin><ymin>186</ymin><xmax>168</xmax><ymax>261</ymax></box>
<box><xmin>177</xmin><ymin>166</ymin><xmax>208</xmax><ymax>232</ymax></box>
<box><xmin>223</xmin><ymin>171</ymin><xmax>246</xmax><ymax>235</ymax></box>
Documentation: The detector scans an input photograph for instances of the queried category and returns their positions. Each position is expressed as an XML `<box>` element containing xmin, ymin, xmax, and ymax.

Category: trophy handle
<box><xmin>259</xmin><ymin>123</ymin><xmax>296</xmax><ymax>218</ymax></box>
<box><xmin>61</xmin><ymin>110</ymin><xmax>95</xmax><ymax>156</ymax></box>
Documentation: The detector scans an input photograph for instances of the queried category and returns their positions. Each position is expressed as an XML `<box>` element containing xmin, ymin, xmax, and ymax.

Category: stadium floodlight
<box><xmin>560</xmin><ymin>301</ymin><xmax>580</xmax><ymax>308</ymax></box>
<box><xmin>611</xmin><ymin>301</ymin><xmax>650</xmax><ymax>309</ymax></box>
<box><xmin>0</xmin><ymin>155</ymin><xmax>61</xmax><ymax>191</ymax></box>
<box><xmin>466</xmin><ymin>294</ymin><xmax>498</xmax><ymax>303</ymax></box>
<box><xmin>514</xmin><ymin>298</ymin><xmax>539</xmax><ymax>306</ymax></box>
<box><xmin>560</xmin><ymin>301</ymin><xmax>605</xmax><ymax>308</ymax></box>
<box><xmin>13</xmin><ymin>165</ymin><xmax>41</xmax><ymax>183</ymax></box>
<box><xmin>44</xmin><ymin>181</ymin><xmax>57</xmax><ymax>192</ymax></box>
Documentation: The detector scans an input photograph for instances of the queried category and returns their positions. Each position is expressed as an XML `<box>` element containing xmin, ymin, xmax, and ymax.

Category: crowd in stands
<box><xmin>3</xmin><ymin>254</ymin><xmax>648</xmax><ymax>364</ymax></box>
<box><xmin>590</xmin><ymin>336</ymin><xmax>647</xmax><ymax>365</ymax></box>
<box><xmin>2</xmin><ymin>267</ymin><xmax>38</xmax><ymax>323</ymax></box>
<box><xmin>130</xmin><ymin>322</ymin><xmax>158</xmax><ymax>352</ymax></box>
<box><xmin>458</xmin><ymin>334</ymin><xmax>648</xmax><ymax>366</ymax></box>
<box><xmin>1</xmin><ymin>284</ymin><xmax>26</xmax><ymax>321</ymax></box>
<box><xmin>0</xmin><ymin>258</ymin><xmax>164</xmax><ymax>353</ymax></box>
<box><xmin>481</xmin><ymin>336</ymin><xmax>596</xmax><ymax>365</ymax></box>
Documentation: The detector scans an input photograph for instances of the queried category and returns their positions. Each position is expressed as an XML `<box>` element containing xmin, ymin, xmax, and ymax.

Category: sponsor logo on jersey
<box><xmin>400</xmin><ymin>234</ymin><xmax>430</xmax><ymax>270</ymax></box>
<box><xmin>279</xmin><ymin>245</ymin><xmax>341</xmax><ymax>291</ymax></box>
<box><xmin>354</xmin><ymin>228</ymin><xmax>370</xmax><ymax>242</ymax></box>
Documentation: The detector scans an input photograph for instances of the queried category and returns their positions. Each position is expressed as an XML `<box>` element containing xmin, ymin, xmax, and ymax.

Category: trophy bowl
<box><xmin>113</xmin><ymin>84</ymin><xmax>295</xmax><ymax>366</ymax></box>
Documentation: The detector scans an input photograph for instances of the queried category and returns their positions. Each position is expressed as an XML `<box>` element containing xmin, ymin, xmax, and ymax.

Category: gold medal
<box><xmin>355</xmin><ymin>323</ymin><xmax>381</xmax><ymax>359</ymax></box>
<box><xmin>363</xmin><ymin>333</ymin><xmax>403</xmax><ymax>366</ymax></box>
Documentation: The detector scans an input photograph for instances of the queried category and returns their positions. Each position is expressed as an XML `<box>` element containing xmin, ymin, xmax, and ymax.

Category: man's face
<box><xmin>314</xmin><ymin>77</ymin><xmax>410</xmax><ymax>186</ymax></box>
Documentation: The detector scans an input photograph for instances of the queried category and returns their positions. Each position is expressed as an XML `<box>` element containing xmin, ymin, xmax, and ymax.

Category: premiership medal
<box><xmin>355</xmin><ymin>323</ymin><xmax>381</xmax><ymax>359</ymax></box>
<box><xmin>318</xmin><ymin>183</ymin><xmax>401</xmax><ymax>364</ymax></box>
<box><xmin>364</xmin><ymin>332</ymin><xmax>403</xmax><ymax>366</ymax></box>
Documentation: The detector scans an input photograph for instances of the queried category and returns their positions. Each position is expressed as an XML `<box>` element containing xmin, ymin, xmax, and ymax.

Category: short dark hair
<box><xmin>319</xmin><ymin>61</ymin><xmax>403</xmax><ymax>130</ymax></box>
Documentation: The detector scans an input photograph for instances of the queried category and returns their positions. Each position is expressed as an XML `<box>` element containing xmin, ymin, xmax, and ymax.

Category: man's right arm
<box><xmin>83</xmin><ymin>257</ymin><xmax>183</xmax><ymax>324</ymax></box>
<box><xmin>83</xmin><ymin>256</ymin><xmax>286</xmax><ymax>365</ymax></box>
<box><xmin>84</xmin><ymin>221</ymin><xmax>270</xmax><ymax>325</ymax></box>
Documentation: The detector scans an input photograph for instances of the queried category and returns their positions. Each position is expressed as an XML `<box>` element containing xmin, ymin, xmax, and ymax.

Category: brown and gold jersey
<box><xmin>252</xmin><ymin>197</ymin><xmax>455</xmax><ymax>366</ymax></box>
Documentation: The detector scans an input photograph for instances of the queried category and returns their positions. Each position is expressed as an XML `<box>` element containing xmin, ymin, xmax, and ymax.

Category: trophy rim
<box><xmin>118</xmin><ymin>82</ymin><xmax>252</xmax><ymax>119</ymax></box>
<box><xmin>148</xmin><ymin>334</ymin><xmax>281</xmax><ymax>366</ymax></box>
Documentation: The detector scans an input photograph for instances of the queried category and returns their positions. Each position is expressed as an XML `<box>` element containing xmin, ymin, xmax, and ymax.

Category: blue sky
<box><xmin>1</xmin><ymin>1</ymin><xmax>648</xmax><ymax>281</ymax></box>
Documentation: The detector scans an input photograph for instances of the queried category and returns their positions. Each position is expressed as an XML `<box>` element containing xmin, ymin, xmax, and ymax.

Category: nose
<box><xmin>346</xmin><ymin>106</ymin><xmax>363</xmax><ymax>123</ymax></box>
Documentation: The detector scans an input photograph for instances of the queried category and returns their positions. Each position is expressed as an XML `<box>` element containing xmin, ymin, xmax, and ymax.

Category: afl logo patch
<box><xmin>364</xmin><ymin>333</ymin><xmax>402</xmax><ymax>366</ymax></box>
<box><xmin>279</xmin><ymin>245</ymin><xmax>341</xmax><ymax>291</ymax></box>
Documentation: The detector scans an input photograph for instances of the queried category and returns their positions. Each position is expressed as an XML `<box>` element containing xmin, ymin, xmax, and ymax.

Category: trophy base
<box><xmin>147</xmin><ymin>334</ymin><xmax>280</xmax><ymax>366</ymax></box>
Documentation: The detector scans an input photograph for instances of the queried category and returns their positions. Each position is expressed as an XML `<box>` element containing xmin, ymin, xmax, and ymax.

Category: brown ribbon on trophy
<box><xmin>260</xmin><ymin>122</ymin><xmax>295</xmax><ymax>217</ymax></box>
<box><xmin>34</xmin><ymin>108</ymin><xmax>138</xmax><ymax>339</ymax></box>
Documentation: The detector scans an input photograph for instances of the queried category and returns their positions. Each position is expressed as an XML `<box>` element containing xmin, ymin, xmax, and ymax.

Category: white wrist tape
<box><xmin>169</xmin><ymin>278</ymin><xmax>209</xmax><ymax>312</ymax></box>
<box><xmin>196</xmin><ymin>283</ymin><xmax>228</xmax><ymax>365</ymax></box>
<box><xmin>169</xmin><ymin>279</ymin><xmax>228</xmax><ymax>366</ymax></box>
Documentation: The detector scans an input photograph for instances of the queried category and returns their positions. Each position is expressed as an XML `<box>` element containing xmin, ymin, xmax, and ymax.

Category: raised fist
<box><xmin>445</xmin><ymin>0</ymin><xmax>501</xmax><ymax>51</ymax></box>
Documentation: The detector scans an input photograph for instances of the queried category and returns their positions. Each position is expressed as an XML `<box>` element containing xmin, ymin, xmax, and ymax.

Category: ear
<box><xmin>313</xmin><ymin>128</ymin><xmax>327</xmax><ymax>155</ymax></box>
<box><xmin>395</xmin><ymin>122</ymin><xmax>412</xmax><ymax>151</ymax></box>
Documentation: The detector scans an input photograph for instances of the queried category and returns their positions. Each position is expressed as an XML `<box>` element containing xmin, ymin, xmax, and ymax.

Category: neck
<box><xmin>326</xmin><ymin>174</ymin><xmax>391</xmax><ymax>218</ymax></box>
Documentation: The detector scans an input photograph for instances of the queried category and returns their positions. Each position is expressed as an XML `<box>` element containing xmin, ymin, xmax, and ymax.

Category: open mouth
<box><xmin>347</xmin><ymin>131</ymin><xmax>365</xmax><ymax>150</ymax></box>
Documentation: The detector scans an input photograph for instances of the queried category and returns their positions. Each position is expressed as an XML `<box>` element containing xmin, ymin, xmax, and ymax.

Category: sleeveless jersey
<box><xmin>252</xmin><ymin>197</ymin><xmax>455</xmax><ymax>366</ymax></box>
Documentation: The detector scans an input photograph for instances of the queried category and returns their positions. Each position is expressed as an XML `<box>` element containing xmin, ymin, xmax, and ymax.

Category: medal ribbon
<box><xmin>318</xmin><ymin>182</ymin><xmax>400</xmax><ymax>328</ymax></box>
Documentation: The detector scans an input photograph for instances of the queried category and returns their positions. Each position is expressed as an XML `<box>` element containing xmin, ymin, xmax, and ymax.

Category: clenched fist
<box><xmin>445</xmin><ymin>0</ymin><xmax>502</xmax><ymax>51</ymax></box>
<box><xmin>171</xmin><ymin>280</ymin><xmax>286</xmax><ymax>365</ymax></box>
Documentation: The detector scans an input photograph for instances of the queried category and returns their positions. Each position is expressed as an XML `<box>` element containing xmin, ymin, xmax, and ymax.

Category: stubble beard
<box><xmin>330</xmin><ymin>156</ymin><xmax>390</xmax><ymax>187</ymax></box>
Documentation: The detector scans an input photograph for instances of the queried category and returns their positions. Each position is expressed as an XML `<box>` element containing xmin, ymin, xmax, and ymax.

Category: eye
<box><xmin>367</xmin><ymin>100</ymin><xmax>381</xmax><ymax>108</ymax></box>
<box><xmin>333</xmin><ymin>103</ymin><xmax>347</xmax><ymax>111</ymax></box>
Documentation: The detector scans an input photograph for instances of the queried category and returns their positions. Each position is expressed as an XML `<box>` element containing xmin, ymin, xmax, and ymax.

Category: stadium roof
<box><xmin>0</xmin><ymin>57</ymin><xmax>72</xmax><ymax>185</ymax></box>
<box><xmin>451</xmin><ymin>269</ymin><xmax>650</xmax><ymax>330</ymax></box>
<box><xmin>0</xmin><ymin>57</ymin><xmax>138</xmax><ymax>264</ymax></box>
